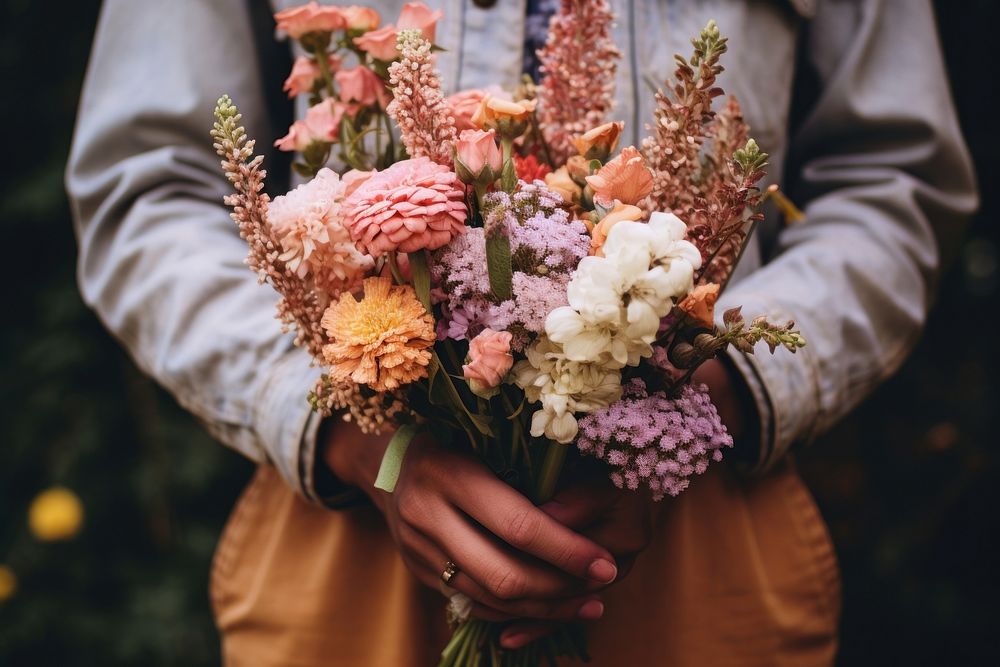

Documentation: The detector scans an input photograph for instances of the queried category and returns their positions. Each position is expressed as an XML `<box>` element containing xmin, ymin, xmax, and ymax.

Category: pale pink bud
<box><xmin>274</xmin><ymin>2</ymin><xmax>346</xmax><ymax>39</ymax></box>
<box><xmin>353</xmin><ymin>24</ymin><xmax>399</xmax><ymax>61</ymax></box>
<box><xmin>455</xmin><ymin>129</ymin><xmax>502</xmax><ymax>183</ymax></box>
<box><xmin>340</xmin><ymin>6</ymin><xmax>381</xmax><ymax>31</ymax></box>
<box><xmin>283</xmin><ymin>55</ymin><xmax>342</xmax><ymax>98</ymax></box>
<box><xmin>336</xmin><ymin>66</ymin><xmax>389</xmax><ymax>108</ymax></box>
<box><xmin>304</xmin><ymin>98</ymin><xmax>351</xmax><ymax>142</ymax></box>
<box><xmin>463</xmin><ymin>329</ymin><xmax>514</xmax><ymax>397</ymax></box>
<box><xmin>274</xmin><ymin>120</ymin><xmax>313</xmax><ymax>152</ymax></box>
<box><xmin>397</xmin><ymin>2</ymin><xmax>443</xmax><ymax>43</ymax></box>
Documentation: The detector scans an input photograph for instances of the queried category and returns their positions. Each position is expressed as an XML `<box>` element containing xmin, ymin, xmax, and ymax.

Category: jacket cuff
<box><xmin>253</xmin><ymin>347</ymin><xmax>324</xmax><ymax>501</ymax></box>
<box><xmin>715</xmin><ymin>291</ymin><xmax>822</xmax><ymax>473</ymax></box>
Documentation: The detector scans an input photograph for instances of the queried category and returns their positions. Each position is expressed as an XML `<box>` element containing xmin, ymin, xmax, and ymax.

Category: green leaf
<box><xmin>407</xmin><ymin>251</ymin><xmax>432</xmax><ymax>313</ymax></box>
<box><xmin>485</xmin><ymin>232</ymin><xmax>513</xmax><ymax>301</ymax></box>
<box><xmin>373</xmin><ymin>423</ymin><xmax>420</xmax><ymax>493</ymax></box>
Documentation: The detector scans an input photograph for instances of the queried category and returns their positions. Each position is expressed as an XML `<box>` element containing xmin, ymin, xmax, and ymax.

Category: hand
<box><xmin>499</xmin><ymin>463</ymin><xmax>654</xmax><ymax>649</ymax></box>
<box><xmin>322</xmin><ymin>419</ymin><xmax>620</xmax><ymax>624</ymax></box>
<box><xmin>499</xmin><ymin>358</ymin><xmax>757</xmax><ymax>649</ymax></box>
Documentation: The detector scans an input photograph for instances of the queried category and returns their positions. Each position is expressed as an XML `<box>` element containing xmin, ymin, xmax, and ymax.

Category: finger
<box><xmin>401</xmin><ymin>520</ymin><xmax>604</xmax><ymax>621</ymax></box>
<box><xmin>445</xmin><ymin>465</ymin><xmax>618</xmax><ymax>584</ymax></box>
<box><xmin>539</xmin><ymin>481</ymin><xmax>621</xmax><ymax>530</ymax></box>
<box><xmin>499</xmin><ymin>622</ymin><xmax>560</xmax><ymax>650</ymax></box>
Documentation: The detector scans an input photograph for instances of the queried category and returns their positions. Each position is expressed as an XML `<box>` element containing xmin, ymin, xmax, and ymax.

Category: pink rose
<box><xmin>335</xmin><ymin>65</ymin><xmax>390</xmax><ymax>108</ymax></box>
<box><xmin>397</xmin><ymin>2</ymin><xmax>443</xmax><ymax>43</ymax></box>
<box><xmin>274</xmin><ymin>2</ymin><xmax>346</xmax><ymax>39</ymax></box>
<box><xmin>283</xmin><ymin>54</ymin><xmax>342</xmax><ymax>98</ymax></box>
<box><xmin>353</xmin><ymin>25</ymin><xmax>399</xmax><ymax>61</ymax></box>
<box><xmin>340</xmin><ymin>5</ymin><xmax>380</xmax><ymax>31</ymax></box>
<box><xmin>463</xmin><ymin>329</ymin><xmax>514</xmax><ymax>397</ymax></box>
<box><xmin>273</xmin><ymin>99</ymin><xmax>354</xmax><ymax>152</ymax></box>
<box><xmin>445</xmin><ymin>87</ymin><xmax>508</xmax><ymax>132</ymax></box>
<box><xmin>274</xmin><ymin>120</ymin><xmax>314</xmax><ymax>152</ymax></box>
<box><xmin>304</xmin><ymin>98</ymin><xmax>351</xmax><ymax>141</ymax></box>
<box><xmin>345</xmin><ymin>157</ymin><xmax>468</xmax><ymax>255</ymax></box>
<box><xmin>454</xmin><ymin>129</ymin><xmax>502</xmax><ymax>184</ymax></box>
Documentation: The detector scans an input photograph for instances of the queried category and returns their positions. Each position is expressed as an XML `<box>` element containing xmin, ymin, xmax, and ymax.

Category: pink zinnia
<box><xmin>345</xmin><ymin>157</ymin><xmax>468</xmax><ymax>256</ymax></box>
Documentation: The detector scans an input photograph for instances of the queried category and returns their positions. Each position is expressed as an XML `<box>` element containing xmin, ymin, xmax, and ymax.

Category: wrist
<box><xmin>319</xmin><ymin>417</ymin><xmax>393</xmax><ymax>502</ymax></box>
<box><xmin>691</xmin><ymin>357</ymin><xmax>760</xmax><ymax>466</ymax></box>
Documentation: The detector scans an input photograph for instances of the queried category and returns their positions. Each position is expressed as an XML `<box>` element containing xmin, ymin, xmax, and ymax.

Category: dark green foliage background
<box><xmin>0</xmin><ymin>1</ymin><xmax>996</xmax><ymax>665</ymax></box>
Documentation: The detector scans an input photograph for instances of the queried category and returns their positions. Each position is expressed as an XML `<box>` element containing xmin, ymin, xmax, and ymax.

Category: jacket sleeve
<box><xmin>720</xmin><ymin>0</ymin><xmax>978</xmax><ymax>472</ymax></box>
<box><xmin>66</xmin><ymin>0</ymin><xmax>329</xmax><ymax>501</ymax></box>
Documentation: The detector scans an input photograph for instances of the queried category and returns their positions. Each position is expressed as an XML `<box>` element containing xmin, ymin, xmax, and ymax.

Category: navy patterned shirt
<box><xmin>523</xmin><ymin>0</ymin><xmax>559</xmax><ymax>80</ymax></box>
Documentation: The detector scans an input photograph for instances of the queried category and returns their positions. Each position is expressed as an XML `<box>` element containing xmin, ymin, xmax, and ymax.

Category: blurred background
<box><xmin>1</xmin><ymin>1</ymin><xmax>997</xmax><ymax>665</ymax></box>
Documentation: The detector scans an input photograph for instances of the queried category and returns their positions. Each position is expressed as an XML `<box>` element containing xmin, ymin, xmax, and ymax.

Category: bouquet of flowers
<box><xmin>211</xmin><ymin>2</ymin><xmax>805</xmax><ymax>664</ymax></box>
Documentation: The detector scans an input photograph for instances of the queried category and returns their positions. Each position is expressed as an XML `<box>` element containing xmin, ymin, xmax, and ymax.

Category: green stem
<box><xmin>534</xmin><ymin>441</ymin><xmax>567</xmax><ymax>504</ymax></box>
<box><xmin>313</xmin><ymin>47</ymin><xmax>336</xmax><ymax>98</ymax></box>
<box><xmin>387</xmin><ymin>252</ymin><xmax>404</xmax><ymax>284</ymax></box>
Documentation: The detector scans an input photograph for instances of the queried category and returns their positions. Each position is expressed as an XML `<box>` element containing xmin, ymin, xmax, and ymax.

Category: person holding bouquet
<box><xmin>67</xmin><ymin>1</ymin><xmax>975</xmax><ymax>665</ymax></box>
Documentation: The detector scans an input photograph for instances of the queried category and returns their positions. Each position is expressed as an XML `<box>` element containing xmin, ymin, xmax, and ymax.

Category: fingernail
<box><xmin>500</xmin><ymin>633</ymin><xmax>527</xmax><ymax>649</ymax></box>
<box><xmin>577</xmin><ymin>599</ymin><xmax>605</xmax><ymax>620</ymax></box>
<box><xmin>587</xmin><ymin>558</ymin><xmax>617</xmax><ymax>583</ymax></box>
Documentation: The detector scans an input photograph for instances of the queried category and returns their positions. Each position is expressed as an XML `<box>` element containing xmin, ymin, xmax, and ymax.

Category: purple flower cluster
<box><xmin>576</xmin><ymin>379</ymin><xmax>733</xmax><ymax>500</ymax></box>
<box><xmin>432</xmin><ymin>181</ymin><xmax>590</xmax><ymax>348</ymax></box>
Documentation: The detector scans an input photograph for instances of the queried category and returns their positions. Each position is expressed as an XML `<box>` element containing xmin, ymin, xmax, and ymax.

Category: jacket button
<box><xmin>472</xmin><ymin>0</ymin><xmax>497</xmax><ymax>7</ymax></box>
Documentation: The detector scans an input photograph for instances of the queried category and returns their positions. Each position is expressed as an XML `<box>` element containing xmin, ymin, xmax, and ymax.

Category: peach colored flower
<box><xmin>590</xmin><ymin>202</ymin><xmax>643</xmax><ymax>256</ymax></box>
<box><xmin>585</xmin><ymin>146</ymin><xmax>654</xmax><ymax>207</ymax></box>
<box><xmin>345</xmin><ymin>157</ymin><xmax>468</xmax><ymax>255</ymax></box>
<box><xmin>336</xmin><ymin>65</ymin><xmax>390</xmax><ymax>108</ymax></box>
<box><xmin>268</xmin><ymin>168</ymin><xmax>374</xmax><ymax>293</ymax></box>
<box><xmin>397</xmin><ymin>2</ymin><xmax>443</xmax><ymax>43</ymax></box>
<box><xmin>566</xmin><ymin>155</ymin><xmax>591</xmax><ymax>181</ymax></box>
<box><xmin>446</xmin><ymin>87</ymin><xmax>507</xmax><ymax>132</ymax></box>
<box><xmin>463</xmin><ymin>329</ymin><xmax>514</xmax><ymax>397</ymax></box>
<box><xmin>677</xmin><ymin>283</ymin><xmax>721</xmax><ymax>329</ymax></box>
<box><xmin>545</xmin><ymin>166</ymin><xmax>582</xmax><ymax>204</ymax></box>
<box><xmin>341</xmin><ymin>5</ymin><xmax>380</xmax><ymax>31</ymax></box>
<box><xmin>455</xmin><ymin>129</ymin><xmax>502</xmax><ymax>183</ymax></box>
<box><xmin>274</xmin><ymin>120</ymin><xmax>314</xmax><ymax>152</ymax></box>
<box><xmin>571</xmin><ymin>121</ymin><xmax>623</xmax><ymax>159</ymax></box>
<box><xmin>321</xmin><ymin>276</ymin><xmax>435</xmax><ymax>392</ymax></box>
<box><xmin>472</xmin><ymin>95</ymin><xmax>537</xmax><ymax>132</ymax></box>
<box><xmin>283</xmin><ymin>55</ymin><xmax>342</xmax><ymax>98</ymax></box>
<box><xmin>275</xmin><ymin>2</ymin><xmax>346</xmax><ymax>38</ymax></box>
<box><xmin>351</xmin><ymin>2</ymin><xmax>441</xmax><ymax>61</ymax></box>
<box><xmin>273</xmin><ymin>99</ymin><xmax>355</xmax><ymax>152</ymax></box>
<box><xmin>353</xmin><ymin>25</ymin><xmax>399</xmax><ymax>61</ymax></box>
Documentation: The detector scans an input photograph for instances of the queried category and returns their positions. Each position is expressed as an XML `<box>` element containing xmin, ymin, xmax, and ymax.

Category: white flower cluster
<box><xmin>513</xmin><ymin>213</ymin><xmax>702</xmax><ymax>443</ymax></box>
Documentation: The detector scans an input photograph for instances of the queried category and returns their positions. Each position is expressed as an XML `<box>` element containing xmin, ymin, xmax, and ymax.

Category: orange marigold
<box><xmin>321</xmin><ymin>276</ymin><xmax>436</xmax><ymax>392</ymax></box>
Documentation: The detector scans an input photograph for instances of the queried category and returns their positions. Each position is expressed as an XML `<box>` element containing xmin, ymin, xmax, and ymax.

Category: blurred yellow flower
<box><xmin>0</xmin><ymin>565</ymin><xmax>16</xmax><ymax>601</ymax></box>
<box><xmin>29</xmin><ymin>487</ymin><xmax>84</xmax><ymax>542</ymax></box>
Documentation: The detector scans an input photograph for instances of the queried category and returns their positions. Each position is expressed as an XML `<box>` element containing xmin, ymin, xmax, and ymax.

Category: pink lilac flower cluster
<box><xmin>576</xmin><ymin>379</ymin><xmax>733</xmax><ymax>500</ymax></box>
<box><xmin>432</xmin><ymin>181</ymin><xmax>589</xmax><ymax>347</ymax></box>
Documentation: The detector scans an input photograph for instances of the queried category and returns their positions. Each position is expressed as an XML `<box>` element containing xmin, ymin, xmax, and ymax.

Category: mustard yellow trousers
<box><xmin>211</xmin><ymin>458</ymin><xmax>840</xmax><ymax>667</ymax></box>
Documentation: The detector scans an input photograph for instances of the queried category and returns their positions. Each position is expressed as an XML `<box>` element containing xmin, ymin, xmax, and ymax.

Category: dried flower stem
<box><xmin>536</xmin><ymin>0</ymin><xmax>620</xmax><ymax>164</ymax></box>
<box><xmin>212</xmin><ymin>95</ymin><xmax>327</xmax><ymax>356</ymax></box>
<box><xmin>386</xmin><ymin>30</ymin><xmax>457</xmax><ymax>166</ymax></box>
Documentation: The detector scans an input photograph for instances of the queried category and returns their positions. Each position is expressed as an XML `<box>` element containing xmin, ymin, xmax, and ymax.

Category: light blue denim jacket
<box><xmin>67</xmin><ymin>0</ymin><xmax>977</xmax><ymax>502</ymax></box>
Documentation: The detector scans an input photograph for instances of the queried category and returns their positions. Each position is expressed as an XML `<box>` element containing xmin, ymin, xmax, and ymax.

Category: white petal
<box><xmin>648</xmin><ymin>211</ymin><xmax>687</xmax><ymax>241</ymax></box>
<box><xmin>548</xmin><ymin>412</ymin><xmax>579</xmax><ymax>444</ymax></box>
<box><xmin>563</xmin><ymin>329</ymin><xmax>612</xmax><ymax>361</ymax></box>
<box><xmin>545</xmin><ymin>307</ymin><xmax>586</xmax><ymax>342</ymax></box>
<box><xmin>530</xmin><ymin>409</ymin><xmax>550</xmax><ymax>438</ymax></box>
